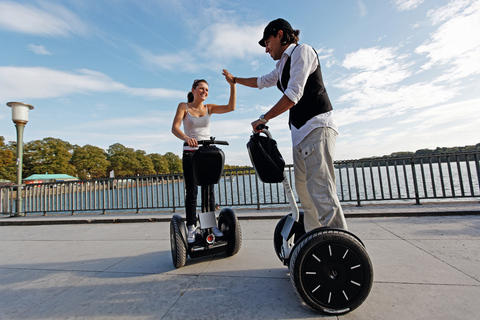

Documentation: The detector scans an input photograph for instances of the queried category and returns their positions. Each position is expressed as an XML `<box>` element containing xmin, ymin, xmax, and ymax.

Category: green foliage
<box><xmin>224</xmin><ymin>164</ymin><xmax>252</xmax><ymax>170</ymax></box>
<box><xmin>0</xmin><ymin>136</ymin><xmax>185</xmax><ymax>180</ymax></box>
<box><xmin>134</xmin><ymin>150</ymin><xmax>155</xmax><ymax>176</ymax></box>
<box><xmin>357</xmin><ymin>144</ymin><xmax>480</xmax><ymax>166</ymax></box>
<box><xmin>71</xmin><ymin>145</ymin><xmax>110</xmax><ymax>179</ymax></box>
<box><xmin>23</xmin><ymin>137</ymin><xmax>76</xmax><ymax>177</ymax></box>
<box><xmin>106</xmin><ymin>143</ymin><xmax>140</xmax><ymax>177</ymax></box>
<box><xmin>164</xmin><ymin>152</ymin><xmax>182</xmax><ymax>173</ymax></box>
<box><xmin>390</xmin><ymin>151</ymin><xmax>414</xmax><ymax>158</ymax></box>
<box><xmin>0</xmin><ymin>137</ymin><xmax>16</xmax><ymax>181</ymax></box>
<box><xmin>148</xmin><ymin>153</ymin><xmax>170</xmax><ymax>174</ymax></box>
<box><xmin>106</xmin><ymin>144</ymin><xmax>172</xmax><ymax>177</ymax></box>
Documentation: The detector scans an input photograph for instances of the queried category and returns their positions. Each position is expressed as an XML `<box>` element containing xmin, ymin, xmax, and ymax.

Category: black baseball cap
<box><xmin>258</xmin><ymin>18</ymin><xmax>293</xmax><ymax>47</ymax></box>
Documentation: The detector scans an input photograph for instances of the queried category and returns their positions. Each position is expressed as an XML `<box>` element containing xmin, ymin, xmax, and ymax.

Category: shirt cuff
<box><xmin>257</xmin><ymin>77</ymin><xmax>265</xmax><ymax>90</ymax></box>
<box><xmin>284</xmin><ymin>89</ymin><xmax>299</xmax><ymax>105</ymax></box>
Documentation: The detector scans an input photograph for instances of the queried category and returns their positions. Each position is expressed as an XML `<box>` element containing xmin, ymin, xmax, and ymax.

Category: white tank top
<box><xmin>183</xmin><ymin>103</ymin><xmax>211</xmax><ymax>151</ymax></box>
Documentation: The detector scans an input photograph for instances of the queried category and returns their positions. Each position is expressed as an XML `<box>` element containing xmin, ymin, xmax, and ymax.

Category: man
<box><xmin>224</xmin><ymin>18</ymin><xmax>347</xmax><ymax>232</ymax></box>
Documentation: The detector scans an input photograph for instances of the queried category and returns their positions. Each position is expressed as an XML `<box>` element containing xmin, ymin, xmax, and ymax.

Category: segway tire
<box><xmin>273</xmin><ymin>212</ymin><xmax>305</xmax><ymax>265</ymax></box>
<box><xmin>218</xmin><ymin>208</ymin><xmax>242</xmax><ymax>256</ymax></box>
<box><xmin>289</xmin><ymin>229</ymin><xmax>373</xmax><ymax>315</ymax></box>
<box><xmin>170</xmin><ymin>215</ymin><xmax>188</xmax><ymax>268</ymax></box>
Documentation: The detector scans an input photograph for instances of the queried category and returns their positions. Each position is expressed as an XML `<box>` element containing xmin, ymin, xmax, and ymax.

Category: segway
<box><xmin>247</xmin><ymin>126</ymin><xmax>373</xmax><ymax>315</ymax></box>
<box><xmin>170</xmin><ymin>137</ymin><xmax>242</xmax><ymax>268</ymax></box>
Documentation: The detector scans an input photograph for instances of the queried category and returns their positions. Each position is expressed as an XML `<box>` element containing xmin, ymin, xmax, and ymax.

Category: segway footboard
<box><xmin>289</xmin><ymin>228</ymin><xmax>373</xmax><ymax>315</ymax></box>
<box><xmin>188</xmin><ymin>241</ymin><xmax>229</xmax><ymax>259</ymax></box>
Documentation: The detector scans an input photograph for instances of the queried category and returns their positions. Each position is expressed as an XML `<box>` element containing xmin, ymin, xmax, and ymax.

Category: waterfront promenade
<box><xmin>1</xmin><ymin>202</ymin><xmax>479</xmax><ymax>319</ymax></box>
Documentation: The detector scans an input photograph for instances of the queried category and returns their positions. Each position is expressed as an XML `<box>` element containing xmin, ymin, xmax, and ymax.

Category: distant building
<box><xmin>0</xmin><ymin>179</ymin><xmax>13</xmax><ymax>187</ymax></box>
<box><xmin>24</xmin><ymin>174</ymin><xmax>78</xmax><ymax>184</ymax></box>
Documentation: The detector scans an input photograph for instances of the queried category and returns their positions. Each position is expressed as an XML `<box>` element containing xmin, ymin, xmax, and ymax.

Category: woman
<box><xmin>171</xmin><ymin>70</ymin><xmax>236</xmax><ymax>243</ymax></box>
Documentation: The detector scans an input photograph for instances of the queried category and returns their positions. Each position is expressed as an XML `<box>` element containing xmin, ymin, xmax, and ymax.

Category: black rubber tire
<box><xmin>170</xmin><ymin>215</ymin><xmax>188</xmax><ymax>268</ymax></box>
<box><xmin>273</xmin><ymin>212</ymin><xmax>305</xmax><ymax>265</ymax></box>
<box><xmin>289</xmin><ymin>229</ymin><xmax>373</xmax><ymax>315</ymax></box>
<box><xmin>218</xmin><ymin>208</ymin><xmax>242</xmax><ymax>256</ymax></box>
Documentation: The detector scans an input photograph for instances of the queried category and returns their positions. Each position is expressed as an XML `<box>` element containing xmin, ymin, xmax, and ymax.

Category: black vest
<box><xmin>277</xmin><ymin>45</ymin><xmax>333</xmax><ymax>129</ymax></box>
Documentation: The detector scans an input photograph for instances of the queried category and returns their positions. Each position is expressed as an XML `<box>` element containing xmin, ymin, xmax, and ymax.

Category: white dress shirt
<box><xmin>257</xmin><ymin>43</ymin><xmax>338</xmax><ymax>146</ymax></box>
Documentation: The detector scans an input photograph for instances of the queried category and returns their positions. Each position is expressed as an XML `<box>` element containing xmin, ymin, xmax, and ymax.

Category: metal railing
<box><xmin>1</xmin><ymin>151</ymin><xmax>479</xmax><ymax>216</ymax></box>
<box><xmin>335</xmin><ymin>151</ymin><xmax>480</xmax><ymax>206</ymax></box>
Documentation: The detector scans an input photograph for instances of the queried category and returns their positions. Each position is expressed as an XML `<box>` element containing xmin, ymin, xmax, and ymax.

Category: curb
<box><xmin>1</xmin><ymin>210</ymin><xmax>480</xmax><ymax>226</ymax></box>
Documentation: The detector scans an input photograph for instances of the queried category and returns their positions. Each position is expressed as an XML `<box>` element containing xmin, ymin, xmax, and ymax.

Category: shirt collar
<box><xmin>283</xmin><ymin>43</ymin><xmax>298</xmax><ymax>58</ymax></box>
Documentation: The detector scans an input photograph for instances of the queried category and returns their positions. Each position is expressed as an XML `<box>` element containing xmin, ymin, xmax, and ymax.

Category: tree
<box><xmin>134</xmin><ymin>150</ymin><xmax>155</xmax><ymax>175</ymax></box>
<box><xmin>148</xmin><ymin>153</ymin><xmax>170</xmax><ymax>174</ymax></box>
<box><xmin>414</xmin><ymin>148</ymin><xmax>434</xmax><ymax>156</ymax></box>
<box><xmin>106</xmin><ymin>143</ymin><xmax>139</xmax><ymax>177</ymax></box>
<box><xmin>0</xmin><ymin>136</ymin><xmax>16</xmax><ymax>181</ymax></box>
<box><xmin>164</xmin><ymin>152</ymin><xmax>182</xmax><ymax>173</ymax></box>
<box><xmin>71</xmin><ymin>145</ymin><xmax>110</xmax><ymax>179</ymax></box>
<box><xmin>23</xmin><ymin>137</ymin><xmax>76</xmax><ymax>177</ymax></box>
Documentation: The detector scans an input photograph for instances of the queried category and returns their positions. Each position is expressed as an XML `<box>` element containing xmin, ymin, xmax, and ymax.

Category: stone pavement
<box><xmin>0</xmin><ymin>202</ymin><xmax>479</xmax><ymax>319</ymax></box>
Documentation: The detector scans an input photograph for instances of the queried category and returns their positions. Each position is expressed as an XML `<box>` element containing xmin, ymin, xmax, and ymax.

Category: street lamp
<box><xmin>7</xmin><ymin>102</ymin><xmax>34</xmax><ymax>217</ymax></box>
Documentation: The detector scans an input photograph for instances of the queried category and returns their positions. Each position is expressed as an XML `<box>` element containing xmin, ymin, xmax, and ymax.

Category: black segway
<box><xmin>247</xmin><ymin>126</ymin><xmax>373</xmax><ymax>315</ymax></box>
<box><xmin>170</xmin><ymin>137</ymin><xmax>242</xmax><ymax>268</ymax></box>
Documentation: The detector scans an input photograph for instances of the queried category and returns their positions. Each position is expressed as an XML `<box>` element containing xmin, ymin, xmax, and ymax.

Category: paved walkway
<box><xmin>1</xmin><ymin>202</ymin><xmax>479</xmax><ymax>319</ymax></box>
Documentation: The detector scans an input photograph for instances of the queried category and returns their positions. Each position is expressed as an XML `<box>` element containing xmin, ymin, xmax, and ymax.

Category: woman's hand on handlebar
<box><xmin>251</xmin><ymin>119</ymin><xmax>264</xmax><ymax>133</ymax></box>
<box><xmin>184</xmin><ymin>137</ymin><xmax>198</xmax><ymax>147</ymax></box>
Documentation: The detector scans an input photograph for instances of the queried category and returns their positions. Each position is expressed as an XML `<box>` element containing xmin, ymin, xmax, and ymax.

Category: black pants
<box><xmin>183</xmin><ymin>151</ymin><xmax>215</xmax><ymax>227</ymax></box>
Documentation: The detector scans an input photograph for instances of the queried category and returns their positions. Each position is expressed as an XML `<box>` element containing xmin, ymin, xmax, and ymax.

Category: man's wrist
<box><xmin>259</xmin><ymin>114</ymin><xmax>268</xmax><ymax>124</ymax></box>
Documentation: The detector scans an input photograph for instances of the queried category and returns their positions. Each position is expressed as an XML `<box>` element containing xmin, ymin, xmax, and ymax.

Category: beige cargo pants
<box><xmin>293</xmin><ymin>126</ymin><xmax>348</xmax><ymax>232</ymax></box>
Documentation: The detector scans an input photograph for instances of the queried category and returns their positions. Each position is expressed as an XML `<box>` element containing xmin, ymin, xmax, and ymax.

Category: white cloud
<box><xmin>357</xmin><ymin>0</ymin><xmax>368</xmax><ymax>17</ymax></box>
<box><xmin>401</xmin><ymin>97</ymin><xmax>480</xmax><ymax>127</ymax></box>
<box><xmin>139</xmin><ymin>50</ymin><xmax>201</xmax><ymax>73</ymax></box>
<box><xmin>392</xmin><ymin>0</ymin><xmax>425</xmax><ymax>11</ymax></box>
<box><xmin>0</xmin><ymin>1</ymin><xmax>88</xmax><ymax>37</ymax></box>
<box><xmin>333</xmin><ymin>47</ymin><xmax>417</xmax><ymax>114</ymax></box>
<box><xmin>27</xmin><ymin>44</ymin><xmax>51</xmax><ymax>55</ymax></box>
<box><xmin>330</xmin><ymin>0</ymin><xmax>480</xmax><ymax>159</ymax></box>
<box><xmin>138</xmin><ymin>22</ymin><xmax>264</xmax><ymax>72</ymax></box>
<box><xmin>426</xmin><ymin>0</ymin><xmax>473</xmax><ymax>25</ymax></box>
<box><xmin>0</xmin><ymin>66</ymin><xmax>185</xmax><ymax>100</ymax></box>
<box><xmin>342</xmin><ymin>47</ymin><xmax>400</xmax><ymax>71</ymax></box>
<box><xmin>336</xmin><ymin>98</ymin><xmax>480</xmax><ymax>159</ymax></box>
<box><xmin>415</xmin><ymin>0</ymin><xmax>480</xmax><ymax>80</ymax></box>
<box><xmin>336</xmin><ymin>81</ymin><xmax>458</xmax><ymax>126</ymax></box>
<box><xmin>197</xmin><ymin>23</ymin><xmax>264</xmax><ymax>59</ymax></box>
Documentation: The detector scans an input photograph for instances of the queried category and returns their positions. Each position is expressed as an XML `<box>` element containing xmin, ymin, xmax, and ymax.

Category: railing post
<box><xmin>255</xmin><ymin>172</ymin><xmax>260</xmax><ymax>210</ymax></box>
<box><xmin>172</xmin><ymin>176</ymin><xmax>176</xmax><ymax>213</ymax></box>
<box><xmin>411</xmin><ymin>159</ymin><xmax>421</xmax><ymax>205</ymax></box>
<box><xmin>353</xmin><ymin>162</ymin><xmax>362</xmax><ymax>207</ymax></box>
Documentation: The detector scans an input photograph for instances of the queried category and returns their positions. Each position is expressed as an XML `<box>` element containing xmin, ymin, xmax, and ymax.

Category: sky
<box><xmin>1</xmin><ymin>0</ymin><xmax>479</xmax><ymax>166</ymax></box>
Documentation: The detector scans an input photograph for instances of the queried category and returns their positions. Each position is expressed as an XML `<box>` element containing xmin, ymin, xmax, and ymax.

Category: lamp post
<box><xmin>7</xmin><ymin>102</ymin><xmax>34</xmax><ymax>217</ymax></box>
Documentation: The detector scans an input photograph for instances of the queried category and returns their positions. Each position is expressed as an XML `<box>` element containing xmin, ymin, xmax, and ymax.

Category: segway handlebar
<box><xmin>183</xmin><ymin>137</ymin><xmax>229</xmax><ymax>147</ymax></box>
<box><xmin>254</xmin><ymin>124</ymin><xmax>273</xmax><ymax>139</ymax></box>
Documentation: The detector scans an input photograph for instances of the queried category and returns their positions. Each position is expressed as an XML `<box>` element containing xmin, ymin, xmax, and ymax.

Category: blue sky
<box><xmin>1</xmin><ymin>0</ymin><xmax>479</xmax><ymax>166</ymax></box>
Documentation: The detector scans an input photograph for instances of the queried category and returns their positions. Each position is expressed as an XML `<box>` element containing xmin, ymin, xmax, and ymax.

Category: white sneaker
<box><xmin>213</xmin><ymin>226</ymin><xmax>224</xmax><ymax>237</ymax></box>
<box><xmin>187</xmin><ymin>225</ymin><xmax>196</xmax><ymax>243</ymax></box>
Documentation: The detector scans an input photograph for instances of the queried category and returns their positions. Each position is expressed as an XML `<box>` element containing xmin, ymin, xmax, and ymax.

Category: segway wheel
<box><xmin>170</xmin><ymin>215</ymin><xmax>188</xmax><ymax>268</ymax></box>
<box><xmin>289</xmin><ymin>229</ymin><xmax>373</xmax><ymax>315</ymax></box>
<box><xmin>218</xmin><ymin>208</ymin><xmax>242</xmax><ymax>256</ymax></box>
<box><xmin>273</xmin><ymin>212</ymin><xmax>305</xmax><ymax>265</ymax></box>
